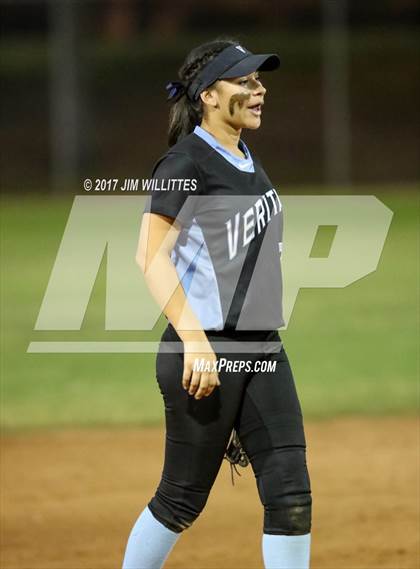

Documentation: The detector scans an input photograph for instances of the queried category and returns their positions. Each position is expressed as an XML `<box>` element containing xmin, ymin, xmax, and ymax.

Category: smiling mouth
<box><xmin>248</xmin><ymin>103</ymin><xmax>263</xmax><ymax>116</ymax></box>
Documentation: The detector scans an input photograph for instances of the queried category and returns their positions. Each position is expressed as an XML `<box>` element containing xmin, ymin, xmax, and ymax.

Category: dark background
<box><xmin>1</xmin><ymin>0</ymin><xmax>419</xmax><ymax>193</ymax></box>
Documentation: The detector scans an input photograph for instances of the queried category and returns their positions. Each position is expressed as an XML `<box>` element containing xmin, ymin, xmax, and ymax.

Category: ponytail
<box><xmin>168</xmin><ymin>96</ymin><xmax>202</xmax><ymax>148</ymax></box>
<box><xmin>167</xmin><ymin>38</ymin><xmax>238</xmax><ymax>147</ymax></box>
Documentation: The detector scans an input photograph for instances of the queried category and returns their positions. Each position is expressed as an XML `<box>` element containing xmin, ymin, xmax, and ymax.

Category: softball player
<box><xmin>123</xmin><ymin>38</ymin><xmax>312</xmax><ymax>569</ymax></box>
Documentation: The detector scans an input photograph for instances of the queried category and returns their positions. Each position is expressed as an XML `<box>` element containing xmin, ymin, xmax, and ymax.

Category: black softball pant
<box><xmin>148</xmin><ymin>323</ymin><xmax>312</xmax><ymax>536</ymax></box>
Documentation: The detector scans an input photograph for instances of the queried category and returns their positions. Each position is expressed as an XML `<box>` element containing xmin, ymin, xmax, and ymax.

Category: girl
<box><xmin>124</xmin><ymin>38</ymin><xmax>312</xmax><ymax>569</ymax></box>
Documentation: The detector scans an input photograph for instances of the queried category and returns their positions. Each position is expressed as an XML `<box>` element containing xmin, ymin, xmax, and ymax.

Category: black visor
<box><xmin>187</xmin><ymin>44</ymin><xmax>280</xmax><ymax>102</ymax></box>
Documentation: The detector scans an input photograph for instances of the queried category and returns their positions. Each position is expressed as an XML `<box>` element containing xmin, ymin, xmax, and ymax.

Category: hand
<box><xmin>182</xmin><ymin>340</ymin><xmax>221</xmax><ymax>400</ymax></box>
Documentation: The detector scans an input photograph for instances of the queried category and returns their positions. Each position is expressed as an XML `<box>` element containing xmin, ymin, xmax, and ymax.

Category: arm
<box><xmin>136</xmin><ymin>211</ymin><xmax>220</xmax><ymax>399</ymax></box>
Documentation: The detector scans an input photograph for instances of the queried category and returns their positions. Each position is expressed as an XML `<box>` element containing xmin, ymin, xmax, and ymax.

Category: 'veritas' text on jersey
<box><xmin>226</xmin><ymin>189</ymin><xmax>282</xmax><ymax>260</ymax></box>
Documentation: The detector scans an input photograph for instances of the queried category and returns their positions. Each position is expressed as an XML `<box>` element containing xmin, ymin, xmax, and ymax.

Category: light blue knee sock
<box><xmin>122</xmin><ymin>506</ymin><xmax>181</xmax><ymax>569</ymax></box>
<box><xmin>262</xmin><ymin>532</ymin><xmax>311</xmax><ymax>569</ymax></box>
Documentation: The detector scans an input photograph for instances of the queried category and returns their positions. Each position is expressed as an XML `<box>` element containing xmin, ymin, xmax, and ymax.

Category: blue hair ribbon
<box><xmin>165</xmin><ymin>80</ymin><xmax>187</xmax><ymax>102</ymax></box>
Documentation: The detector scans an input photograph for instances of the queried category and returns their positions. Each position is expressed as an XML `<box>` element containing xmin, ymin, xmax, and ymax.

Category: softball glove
<box><xmin>224</xmin><ymin>429</ymin><xmax>249</xmax><ymax>485</ymax></box>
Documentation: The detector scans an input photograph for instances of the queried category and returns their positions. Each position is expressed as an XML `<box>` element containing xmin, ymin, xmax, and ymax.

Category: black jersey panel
<box><xmin>145</xmin><ymin>152</ymin><xmax>203</xmax><ymax>227</ymax></box>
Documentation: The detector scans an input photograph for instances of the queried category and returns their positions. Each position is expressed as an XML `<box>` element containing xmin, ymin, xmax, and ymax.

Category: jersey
<box><xmin>143</xmin><ymin>130</ymin><xmax>284</xmax><ymax>332</ymax></box>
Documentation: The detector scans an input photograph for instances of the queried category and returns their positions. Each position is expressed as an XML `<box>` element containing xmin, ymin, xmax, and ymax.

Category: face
<box><xmin>201</xmin><ymin>71</ymin><xmax>267</xmax><ymax>130</ymax></box>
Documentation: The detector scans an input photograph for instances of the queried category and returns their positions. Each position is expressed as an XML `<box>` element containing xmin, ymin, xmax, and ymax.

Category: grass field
<box><xmin>1</xmin><ymin>187</ymin><xmax>418</xmax><ymax>430</ymax></box>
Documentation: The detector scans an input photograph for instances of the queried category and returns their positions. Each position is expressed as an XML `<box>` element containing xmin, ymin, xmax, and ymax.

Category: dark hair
<box><xmin>168</xmin><ymin>37</ymin><xmax>238</xmax><ymax>147</ymax></box>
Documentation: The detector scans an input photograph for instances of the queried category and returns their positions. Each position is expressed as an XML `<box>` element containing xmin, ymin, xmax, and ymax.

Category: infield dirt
<box><xmin>2</xmin><ymin>416</ymin><xmax>419</xmax><ymax>568</ymax></box>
